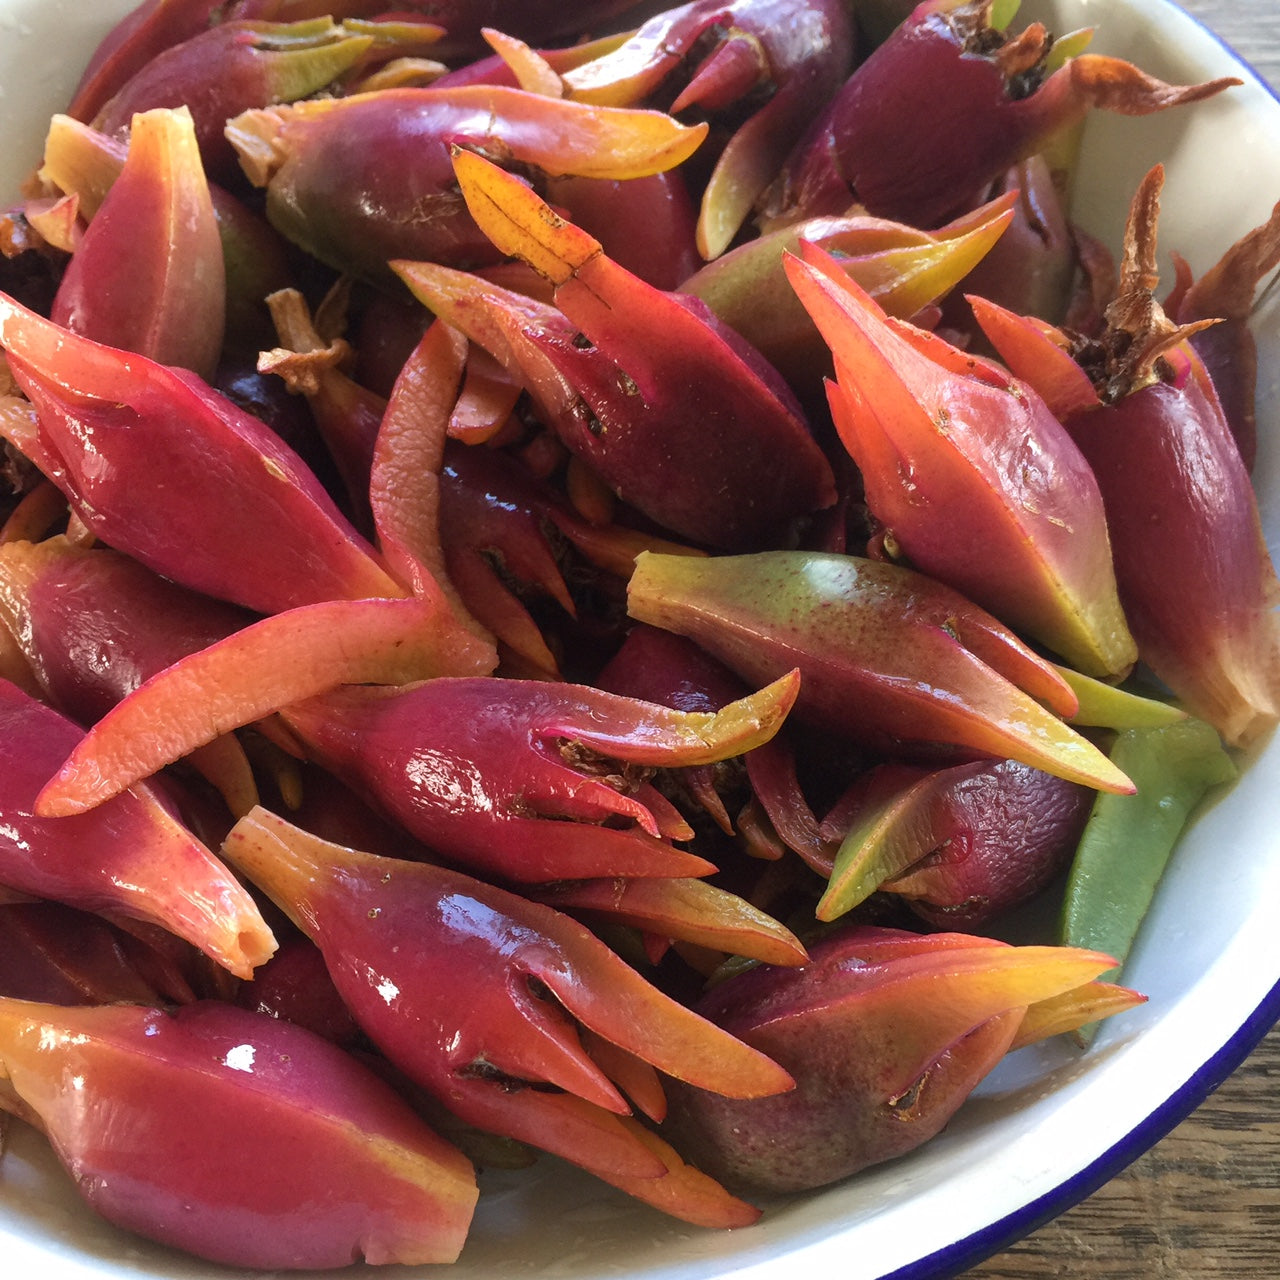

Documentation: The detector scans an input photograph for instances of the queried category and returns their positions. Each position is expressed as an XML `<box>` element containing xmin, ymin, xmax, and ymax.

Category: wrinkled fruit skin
<box><xmin>662</xmin><ymin>927</ymin><xmax>1018</xmax><ymax>1192</ymax></box>
<box><xmin>667</xmin><ymin>1019</ymin><xmax>1012</xmax><ymax>1194</ymax></box>
<box><xmin>661</xmin><ymin>925</ymin><xmax>1116</xmax><ymax>1193</ymax></box>
<box><xmin>879</xmin><ymin>759</ymin><xmax>1095</xmax><ymax>927</ymax></box>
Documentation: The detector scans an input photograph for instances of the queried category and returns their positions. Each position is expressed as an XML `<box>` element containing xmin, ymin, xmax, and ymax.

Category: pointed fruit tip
<box><xmin>451</xmin><ymin>147</ymin><xmax>601</xmax><ymax>285</ymax></box>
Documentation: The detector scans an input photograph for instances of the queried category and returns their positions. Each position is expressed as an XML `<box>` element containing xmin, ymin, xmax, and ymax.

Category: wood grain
<box><xmin>965</xmin><ymin>1026</ymin><xmax>1280</xmax><ymax>1278</ymax></box>
<box><xmin>1181</xmin><ymin>0</ymin><xmax>1280</xmax><ymax>89</ymax></box>
<box><xmin>966</xmin><ymin>3</ymin><xmax>1280</xmax><ymax>1275</ymax></box>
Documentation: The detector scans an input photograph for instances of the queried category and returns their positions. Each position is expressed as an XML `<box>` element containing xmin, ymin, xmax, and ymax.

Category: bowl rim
<box><xmin>865</xmin><ymin>9</ymin><xmax>1280</xmax><ymax>1271</ymax></box>
<box><xmin>905</xmin><ymin>14</ymin><xmax>1280</xmax><ymax>1271</ymax></box>
<box><xmin>887</xmin><ymin>977</ymin><xmax>1280</xmax><ymax>1279</ymax></box>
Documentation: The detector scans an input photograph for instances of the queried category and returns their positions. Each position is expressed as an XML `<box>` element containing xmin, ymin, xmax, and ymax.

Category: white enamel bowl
<box><xmin>0</xmin><ymin>1</ymin><xmax>1276</xmax><ymax>1276</ymax></box>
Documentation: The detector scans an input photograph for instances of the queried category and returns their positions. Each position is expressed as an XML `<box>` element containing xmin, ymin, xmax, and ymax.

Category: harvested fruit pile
<box><xmin>0</xmin><ymin>0</ymin><xmax>1274</xmax><ymax>1269</ymax></box>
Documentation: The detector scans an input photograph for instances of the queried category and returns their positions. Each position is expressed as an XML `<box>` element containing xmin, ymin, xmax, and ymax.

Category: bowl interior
<box><xmin>0</xmin><ymin>1</ymin><xmax>1277</xmax><ymax>1277</ymax></box>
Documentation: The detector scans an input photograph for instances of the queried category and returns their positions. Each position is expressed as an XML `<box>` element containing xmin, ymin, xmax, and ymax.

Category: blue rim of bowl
<box><xmin>883</xmin><ymin>8</ymin><xmax>1280</xmax><ymax>1275</ymax></box>
<box><xmin>883</xmin><ymin>976</ymin><xmax>1280</xmax><ymax>1279</ymax></box>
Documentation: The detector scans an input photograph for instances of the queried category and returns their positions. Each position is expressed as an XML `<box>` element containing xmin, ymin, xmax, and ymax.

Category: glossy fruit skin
<box><xmin>596</xmin><ymin>622</ymin><xmax>823</xmax><ymax>853</ymax></box>
<box><xmin>970</xmin><ymin>169</ymin><xmax>1280</xmax><ymax>748</ymax></box>
<box><xmin>253</xmin><ymin>91</ymin><xmax>501</xmax><ymax>276</ymax></box>
<box><xmin>0</xmin><ymin>291</ymin><xmax>401</xmax><ymax>617</ymax></box>
<box><xmin>0</xmin><ymin>901</ymin><xmax>165</xmax><ymax>1006</ymax></box>
<box><xmin>681</xmin><ymin>192</ymin><xmax>1017</xmax><ymax>392</ymax></box>
<box><xmin>78</xmin><ymin>0</ymin><xmax>639</xmax><ymax>73</ymax></box>
<box><xmin>92</xmin><ymin>21</ymin><xmax>377</xmax><ymax>185</ymax></box>
<box><xmin>0</xmin><ymin>679</ymin><xmax>274</xmax><ymax>980</ymax></box>
<box><xmin>771</xmin><ymin>0</ymin><xmax>1048</xmax><ymax>226</ymax></box>
<box><xmin>627</xmin><ymin>550</ymin><xmax>1133</xmax><ymax>794</ymax></box>
<box><xmin>399</xmin><ymin>152</ymin><xmax>837</xmax><ymax>553</ymax></box>
<box><xmin>230</xmin><ymin>87</ymin><xmax>708</xmax><ymax>282</ymax></box>
<box><xmin>235</xmin><ymin>932</ymin><xmax>363</xmax><ymax>1046</ymax></box>
<box><xmin>561</xmin><ymin>0</ymin><xmax>856</xmax><ymax>258</ymax></box>
<box><xmin>218</xmin><ymin>806</ymin><xmax>792</xmax><ymax>1225</ymax></box>
<box><xmin>0</xmin><ymin>5</ymin><xmax>1208</xmax><ymax>1259</ymax></box>
<box><xmin>762</xmin><ymin>0</ymin><xmax>1235</xmax><ymax>230</ymax></box>
<box><xmin>785</xmin><ymin>241</ymin><xmax>1136</xmax><ymax>679</ymax></box>
<box><xmin>68</xmin><ymin>0</ymin><xmax>230</xmax><ymax>121</ymax></box>
<box><xmin>51</xmin><ymin>107</ymin><xmax>225</xmax><ymax>379</ymax></box>
<box><xmin>280</xmin><ymin>671</ymin><xmax>798</xmax><ymax>882</ymax></box>
<box><xmin>270</xmin><ymin>0</ymin><xmax>642</xmax><ymax>59</ymax></box>
<box><xmin>548</xmin><ymin>172</ymin><xmax>702</xmax><ymax>289</ymax></box>
<box><xmin>1064</xmin><ymin>358</ymin><xmax>1280</xmax><ymax>746</ymax></box>
<box><xmin>835</xmin><ymin>759</ymin><xmax>1094</xmax><ymax>927</ymax></box>
<box><xmin>0</xmin><ymin>998</ymin><xmax>477</xmax><ymax>1269</ymax></box>
<box><xmin>36</xmin><ymin>113</ymin><xmax>294</xmax><ymax>360</ymax></box>
<box><xmin>0</xmin><ymin>538</ymin><xmax>251</xmax><ymax>725</ymax></box>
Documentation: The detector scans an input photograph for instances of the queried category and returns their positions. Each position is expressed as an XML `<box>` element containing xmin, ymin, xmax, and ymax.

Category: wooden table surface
<box><xmin>966</xmin><ymin>2</ymin><xmax>1280</xmax><ymax>1276</ymax></box>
